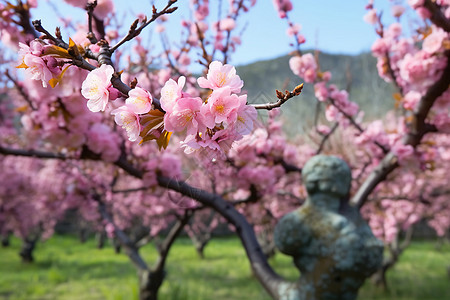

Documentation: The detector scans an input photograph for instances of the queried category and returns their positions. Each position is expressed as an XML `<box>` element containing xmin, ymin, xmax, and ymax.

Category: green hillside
<box><xmin>236</xmin><ymin>52</ymin><xmax>396</xmax><ymax>135</ymax></box>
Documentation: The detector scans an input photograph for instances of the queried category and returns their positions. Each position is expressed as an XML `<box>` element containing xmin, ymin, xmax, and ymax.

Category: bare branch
<box><xmin>94</xmin><ymin>193</ymin><xmax>149</xmax><ymax>271</ymax></box>
<box><xmin>316</xmin><ymin>122</ymin><xmax>338</xmax><ymax>154</ymax></box>
<box><xmin>110</xmin><ymin>0</ymin><xmax>178</xmax><ymax>53</ymax></box>
<box><xmin>5</xmin><ymin>70</ymin><xmax>37</xmax><ymax>111</ymax></box>
<box><xmin>252</xmin><ymin>84</ymin><xmax>303</xmax><ymax>110</ymax></box>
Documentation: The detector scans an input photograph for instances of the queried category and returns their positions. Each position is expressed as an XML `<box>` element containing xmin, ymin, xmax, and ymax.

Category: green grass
<box><xmin>0</xmin><ymin>235</ymin><xmax>449</xmax><ymax>299</ymax></box>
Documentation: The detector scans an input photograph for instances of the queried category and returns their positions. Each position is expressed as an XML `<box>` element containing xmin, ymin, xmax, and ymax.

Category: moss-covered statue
<box><xmin>274</xmin><ymin>155</ymin><xmax>383</xmax><ymax>300</ymax></box>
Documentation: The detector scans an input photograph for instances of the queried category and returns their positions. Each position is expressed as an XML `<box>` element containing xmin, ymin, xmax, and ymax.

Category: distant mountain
<box><xmin>236</xmin><ymin>52</ymin><xmax>396</xmax><ymax>135</ymax></box>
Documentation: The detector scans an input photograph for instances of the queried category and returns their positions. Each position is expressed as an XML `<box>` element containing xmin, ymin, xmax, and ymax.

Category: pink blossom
<box><xmin>317</xmin><ymin>125</ymin><xmax>331</xmax><ymax>135</ymax></box>
<box><xmin>125</xmin><ymin>87</ymin><xmax>153</xmax><ymax>114</ymax></box>
<box><xmin>81</xmin><ymin>64</ymin><xmax>115</xmax><ymax>112</ymax></box>
<box><xmin>423</xmin><ymin>27</ymin><xmax>448</xmax><ymax>54</ymax></box>
<box><xmin>164</xmin><ymin>96</ymin><xmax>203</xmax><ymax>135</ymax></box>
<box><xmin>202</xmin><ymin>87</ymin><xmax>241</xmax><ymax>125</ymax></box>
<box><xmin>272</xmin><ymin>0</ymin><xmax>293</xmax><ymax>18</ymax></box>
<box><xmin>286</xmin><ymin>24</ymin><xmax>301</xmax><ymax>36</ymax></box>
<box><xmin>230</xmin><ymin>96</ymin><xmax>258</xmax><ymax>136</ymax></box>
<box><xmin>391</xmin><ymin>5</ymin><xmax>405</xmax><ymax>17</ymax></box>
<box><xmin>314</xmin><ymin>82</ymin><xmax>328</xmax><ymax>101</ymax></box>
<box><xmin>160</xmin><ymin>76</ymin><xmax>186</xmax><ymax>113</ymax></box>
<box><xmin>408</xmin><ymin>0</ymin><xmax>424</xmax><ymax>9</ymax></box>
<box><xmin>416</xmin><ymin>7</ymin><xmax>431</xmax><ymax>19</ymax></box>
<box><xmin>289</xmin><ymin>54</ymin><xmax>317</xmax><ymax>83</ymax></box>
<box><xmin>386</xmin><ymin>23</ymin><xmax>402</xmax><ymax>39</ymax></box>
<box><xmin>403</xmin><ymin>90</ymin><xmax>421</xmax><ymax>111</ymax></box>
<box><xmin>194</xmin><ymin>2</ymin><xmax>209</xmax><ymax>21</ymax></box>
<box><xmin>63</xmin><ymin>0</ymin><xmax>87</xmax><ymax>8</ymax></box>
<box><xmin>392</xmin><ymin>143</ymin><xmax>414</xmax><ymax>163</ymax></box>
<box><xmin>220</xmin><ymin>18</ymin><xmax>236</xmax><ymax>31</ymax></box>
<box><xmin>363</xmin><ymin>9</ymin><xmax>378</xmax><ymax>25</ymax></box>
<box><xmin>322</xmin><ymin>71</ymin><xmax>332</xmax><ymax>81</ymax></box>
<box><xmin>22</xmin><ymin>54</ymin><xmax>58</xmax><ymax>88</ymax></box>
<box><xmin>111</xmin><ymin>105</ymin><xmax>141</xmax><ymax>141</ymax></box>
<box><xmin>296</xmin><ymin>34</ymin><xmax>306</xmax><ymax>44</ymax></box>
<box><xmin>91</xmin><ymin>0</ymin><xmax>114</xmax><ymax>19</ymax></box>
<box><xmin>197</xmin><ymin>61</ymin><xmax>243</xmax><ymax>93</ymax></box>
<box><xmin>18</xmin><ymin>41</ymin><xmax>61</xmax><ymax>88</ymax></box>
<box><xmin>371</xmin><ymin>39</ymin><xmax>390</xmax><ymax>58</ymax></box>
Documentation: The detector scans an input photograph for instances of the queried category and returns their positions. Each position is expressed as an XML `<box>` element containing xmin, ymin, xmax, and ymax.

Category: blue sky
<box><xmin>32</xmin><ymin>0</ymin><xmax>402</xmax><ymax>66</ymax></box>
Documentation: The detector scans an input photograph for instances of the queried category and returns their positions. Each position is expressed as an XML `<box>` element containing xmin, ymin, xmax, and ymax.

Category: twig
<box><xmin>316</xmin><ymin>122</ymin><xmax>339</xmax><ymax>154</ymax></box>
<box><xmin>252</xmin><ymin>84</ymin><xmax>303</xmax><ymax>110</ymax></box>
<box><xmin>110</xmin><ymin>0</ymin><xmax>178</xmax><ymax>53</ymax></box>
<box><xmin>86</xmin><ymin>1</ymin><xmax>98</xmax><ymax>44</ymax></box>
<box><xmin>4</xmin><ymin>70</ymin><xmax>37</xmax><ymax>111</ymax></box>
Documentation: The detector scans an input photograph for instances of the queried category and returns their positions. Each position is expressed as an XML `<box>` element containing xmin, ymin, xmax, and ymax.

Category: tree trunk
<box><xmin>138</xmin><ymin>269</ymin><xmax>165</xmax><ymax>300</ymax></box>
<box><xmin>19</xmin><ymin>238</ymin><xmax>37</xmax><ymax>263</ymax></box>
<box><xmin>96</xmin><ymin>231</ymin><xmax>106</xmax><ymax>249</ymax></box>
<box><xmin>195</xmin><ymin>240</ymin><xmax>207</xmax><ymax>259</ymax></box>
<box><xmin>112</xmin><ymin>237</ymin><xmax>121</xmax><ymax>254</ymax></box>
<box><xmin>371</xmin><ymin>266</ymin><xmax>388</xmax><ymax>290</ymax></box>
<box><xmin>79</xmin><ymin>227</ymin><xmax>88</xmax><ymax>243</ymax></box>
<box><xmin>1</xmin><ymin>233</ymin><xmax>10</xmax><ymax>247</ymax></box>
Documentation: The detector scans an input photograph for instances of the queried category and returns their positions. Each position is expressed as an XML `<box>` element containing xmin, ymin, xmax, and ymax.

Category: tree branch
<box><xmin>252</xmin><ymin>84</ymin><xmax>303</xmax><ymax>110</ymax></box>
<box><xmin>351</xmin><ymin>51</ymin><xmax>450</xmax><ymax>208</ymax></box>
<box><xmin>153</xmin><ymin>211</ymin><xmax>191</xmax><ymax>273</ymax></box>
<box><xmin>423</xmin><ymin>0</ymin><xmax>450</xmax><ymax>32</ymax></box>
<box><xmin>94</xmin><ymin>194</ymin><xmax>149</xmax><ymax>272</ymax></box>
<box><xmin>0</xmin><ymin>144</ymin><xmax>285</xmax><ymax>298</ymax></box>
<box><xmin>109</xmin><ymin>0</ymin><xmax>178</xmax><ymax>53</ymax></box>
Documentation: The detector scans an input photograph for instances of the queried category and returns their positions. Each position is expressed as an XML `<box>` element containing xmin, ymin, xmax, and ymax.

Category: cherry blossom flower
<box><xmin>219</xmin><ymin>18</ymin><xmax>236</xmax><ymax>31</ymax></box>
<box><xmin>289</xmin><ymin>54</ymin><xmax>317</xmax><ymax>83</ymax></box>
<box><xmin>17</xmin><ymin>41</ymin><xmax>61</xmax><ymax>88</ymax></box>
<box><xmin>125</xmin><ymin>87</ymin><xmax>153</xmax><ymax>114</ymax></box>
<box><xmin>272</xmin><ymin>0</ymin><xmax>293</xmax><ymax>18</ymax></box>
<box><xmin>363</xmin><ymin>9</ymin><xmax>378</xmax><ymax>25</ymax></box>
<box><xmin>403</xmin><ymin>90</ymin><xmax>422</xmax><ymax>111</ymax></box>
<box><xmin>202</xmin><ymin>87</ymin><xmax>241</xmax><ymax>125</ymax></box>
<box><xmin>423</xmin><ymin>27</ymin><xmax>449</xmax><ymax>54</ymax></box>
<box><xmin>391</xmin><ymin>5</ymin><xmax>405</xmax><ymax>17</ymax></box>
<box><xmin>164</xmin><ymin>96</ymin><xmax>203</xmax><ymax>135</ymax></box>
<box><xmin>111</xmin><ymin>105</ymin><xmax>141</xmax><ymax>142</ymax></box>
<box><xmin>197</xmin><ymin>61</ymin><xmax>243</xmax><ymax>93</ymax></box>
<box><xmin>231</xmin><ymin>96</ymin><xmax>258</xmax><ymax>136</ymax></box>
<box><xmin>81</xmin><ymin>64</ymin><xmax>115</xmax><ymax>112</ymax></box>
<box><xmin>392</xmin><ymin>143</ymin><xmax>414</xmax><ymax>163</ymax></box>
<box><xmin>160</xmin><ymin>76</ymin><xmax>186</xmax><ymax>113</ymax></box>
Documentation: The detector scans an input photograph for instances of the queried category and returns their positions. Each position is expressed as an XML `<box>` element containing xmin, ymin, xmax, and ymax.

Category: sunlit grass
<box><xmin>0</xmin><ymin>235</ymin><xmax>449</xmax><ymax>299</ymax></box>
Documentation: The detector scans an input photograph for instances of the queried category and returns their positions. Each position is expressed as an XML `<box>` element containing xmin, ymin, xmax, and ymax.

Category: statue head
<box><xmin>302</xmin><ymin>155</ymin><xmax>352</xmax><ymax>199</ymax></box>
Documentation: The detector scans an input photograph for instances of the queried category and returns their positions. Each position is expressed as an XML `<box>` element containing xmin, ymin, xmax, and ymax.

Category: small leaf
<box><xmin>15</xmin><ymin>105</ymin><xmax>29</xmax><ymax>112</ymax></box>
<box><xmin>156</xmin><ymin>131</ymin><xmax>172</xmax><ymax>150</ymax></box>
<box><xmin>49</xmin><ymin>65</ymin><xmax>71</xmax><ymax>88</ymax></box>
<box><xmin>68</xmin><ymin>38</ymin><xmax>81</xmax><ymax>57</ymax></box>
<box><xmin>42</xmin><ymin>45</ymin><xmax>72</xmax><ymax>59</ymax></box>
<box><xmin>393</xmin><ymin>93</ymin><xmax>402</xmax><ymax>101</ymax></box>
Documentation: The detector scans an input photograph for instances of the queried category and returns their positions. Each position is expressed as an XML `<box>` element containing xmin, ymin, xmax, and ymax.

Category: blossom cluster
<box><xmin>17</xmin><ymin>40</ymin><xmax>63</xmax><ymax>88</ymax></box>
<box><xmin>79</xmin><ymin>61</ymin><xmax>257</xmax><ymax>152</ymax></box>
<box><xmin>161</xmin><ymin>61</ymin><xmax>257</xmax><ymax>153</ymax></box>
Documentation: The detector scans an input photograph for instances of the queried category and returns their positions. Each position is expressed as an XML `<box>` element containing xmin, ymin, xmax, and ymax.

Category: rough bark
<box><xmin>372</xmin><ymin>227</ymin><xmax>414</xmax><ymax>290</ymax></box>
<box><xmin>1</xmin><ymin>233</ymin><xmax>10</xmax><ymax>247</ymax></box>
<box><xmin>19</xmin><ymin>237</ymin><xmax>37</xmax><ymax>263</ymax></box>
<box><xmin>96</xmin><ymin>231</ymin><xmax>106</xmax><ymax>249</ymax></box>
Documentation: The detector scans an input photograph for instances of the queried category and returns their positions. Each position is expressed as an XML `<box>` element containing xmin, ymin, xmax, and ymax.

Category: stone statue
<box><xmin>274</xmin><ymin>155</ymin><xmax>383</xmax><ymax>300</ymax></box>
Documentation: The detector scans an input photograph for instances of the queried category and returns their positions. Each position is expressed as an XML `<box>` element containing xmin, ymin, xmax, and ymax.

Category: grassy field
<box><xmin>0</xmin><ymin>235</ymin><xmax>449</xmax><ymax>300</ymax></box>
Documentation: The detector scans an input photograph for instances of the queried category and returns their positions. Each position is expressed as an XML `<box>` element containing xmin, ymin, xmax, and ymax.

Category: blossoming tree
<box><xmin>1</xmin><ymin>0</ymin><xmax>450</xmax><ymax>299</ymax></box>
